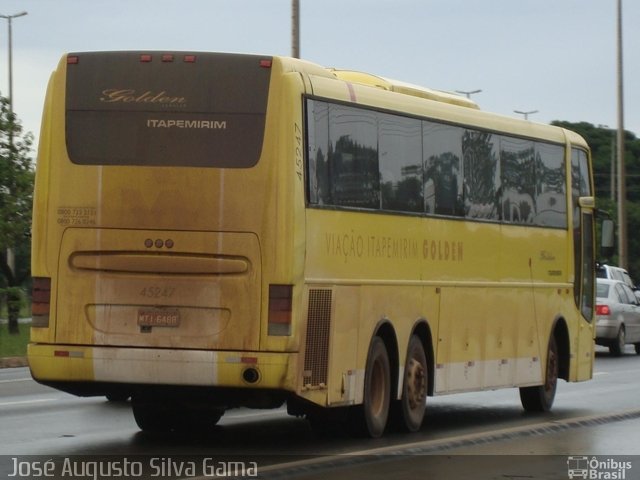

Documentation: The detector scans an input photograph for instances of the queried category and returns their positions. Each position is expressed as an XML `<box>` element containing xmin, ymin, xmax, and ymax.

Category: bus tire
<box><xmin>350</xmin><ymin>336</ymin><xmax>391</xmax><ymax>438</ymax></box>
<box><xmin>396</xmin><ymin>335</ymin><xmax>427</xmax><ymax>432</ymax></box>
<box><xmin>177</xmin><ymin>407</ymin><xmax>225</xmax><ymax>431</ymax></box>
<box><xmin>520</xmin><ymin>335</ymin><xmax>558</xmax><ymax>412</ymax></box>
<box><xmin>105</xmin><ymin>392</ymin><xmax>130</xmax><ymax>402</ymax></box>
<box><xmin>132</xmin><ymin>398</ymin><xmax>224</xmax><ymax>433</ymax></box>
<box><xmin>132</xmin><ymin>401</ymin><xmax>174</xmax><ymax>433</ymax></box>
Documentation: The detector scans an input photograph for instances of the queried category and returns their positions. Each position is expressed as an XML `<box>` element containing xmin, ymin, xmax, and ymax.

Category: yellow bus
<box><xmin>30</xmin><ymin>51</ymin><xmax>597</xmax><ymax>438</ymax></box>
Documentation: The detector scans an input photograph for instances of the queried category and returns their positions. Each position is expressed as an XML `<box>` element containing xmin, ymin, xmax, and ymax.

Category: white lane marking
<box><xmin>0</xmin><ymin>377</ymin><xmax>32</xmax><ymax>384</ymax></box>
<box><xmin>224</xmin><ymin>408</ymin><xmax>287</xmax><ymax>420</ymax></box>
<box><xmin>0</xmin><ymin>398</ymin><xmax>57</xmax><ymax>407</ymax></box>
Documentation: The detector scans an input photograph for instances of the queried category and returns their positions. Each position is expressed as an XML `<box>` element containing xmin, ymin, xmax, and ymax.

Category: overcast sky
<box><xmin>2</xmin><ymin>0</ymin><xmax>639</xmax><ymax>151</ymax></box>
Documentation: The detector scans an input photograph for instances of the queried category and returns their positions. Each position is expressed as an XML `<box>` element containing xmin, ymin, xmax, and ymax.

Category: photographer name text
<box><xmin>9</xmin><ymin>457</ymin><xmax>258</xmax><ymax>479</ymax></box>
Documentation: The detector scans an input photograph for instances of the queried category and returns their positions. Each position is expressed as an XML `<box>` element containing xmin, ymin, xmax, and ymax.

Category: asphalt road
<box><xmin>2</xmin><ymin>346</ymin><xmax>640</xmax><ymax>479</ymax></box>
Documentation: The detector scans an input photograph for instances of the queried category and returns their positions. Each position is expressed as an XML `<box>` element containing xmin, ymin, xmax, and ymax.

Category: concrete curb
<box><xmin>0</xmin><ymin>356</ymin><xmax>28</xmax><ymax>368</ymax></box>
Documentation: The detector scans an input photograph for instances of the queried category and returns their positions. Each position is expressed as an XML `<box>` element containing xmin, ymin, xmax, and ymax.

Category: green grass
<box><xmin>0</xmin><ymin>299</ymin><xmax>31</xmax><ymax>319</ymax></box>
<box><xmin>0</xmin><ymin>322</ymin><xmax>30</xmax><ymax>357</ymax></box>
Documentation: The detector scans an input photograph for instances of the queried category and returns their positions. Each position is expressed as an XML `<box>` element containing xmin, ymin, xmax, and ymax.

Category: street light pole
<box><xmin>0</xmin><ymin>11</ymin><xmax>27</xmax><ymax>276</ymax></box>
<box><xmin>616</xmin><ymin>0</ymin><xmax>627</xmax><ymax>268</ymax></box>
<box><xmin>514</xmin><ymin>109</ymin><xmax>538</xmax><ymax>120</ymax></box>
<box><xmin>0</xmin><ymin>11</ymin><xmax>28</xmax><ymax>115</ymax></box>
<box><xmin>291</xmin><ymin>0</ymin><xmax>300</xmax><ymax>58</ymax></box>
<box><xmin>455</xmin><ymin>89</ymin><xmax>482</xmax><ymax>99</ymax></box>
<box><xmin>611</xmin><ymin>130</ymin><xmax>616</xmax><ymax>202</ymax></box>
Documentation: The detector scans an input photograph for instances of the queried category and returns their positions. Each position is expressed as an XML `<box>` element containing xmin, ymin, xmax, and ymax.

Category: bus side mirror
<box><xmin>601</xmin><ymin>219</ymin><xmax>615</xmax><ymax>259</ymax></box>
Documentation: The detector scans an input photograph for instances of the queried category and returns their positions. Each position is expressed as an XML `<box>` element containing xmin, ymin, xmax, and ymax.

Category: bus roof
<box><xmin>275</xmin><ymin>55</ymin><xmax>586</xmax><ymax>148</ymax></box>
<box><xmin>328</xmin><ymin>69</ymin><xmax>480</xmax><ymax>110</ymax></box>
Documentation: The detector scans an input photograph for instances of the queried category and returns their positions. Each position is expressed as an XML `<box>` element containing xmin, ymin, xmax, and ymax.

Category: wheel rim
<box><xmin>406</xmin><ymin>358</ymin><xmax>426</xmax><ymax>410</ymax></box>
<box><xmin>544</xmin><ymin>344</ymin><xmax>558</xmax><ymax>394</ymax></box>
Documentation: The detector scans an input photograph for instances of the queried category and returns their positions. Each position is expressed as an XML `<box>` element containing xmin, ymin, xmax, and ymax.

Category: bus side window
<box><xmin>379</xmin><ymin>113</ymin><xmax>423</xmax><ymax>213</ymax></box>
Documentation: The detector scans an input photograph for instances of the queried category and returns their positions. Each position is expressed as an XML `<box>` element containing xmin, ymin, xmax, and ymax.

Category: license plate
<box><xmin>137</xmin><ymin>308</ymin><xmax>180</xmax><ymax>327</ymax></box>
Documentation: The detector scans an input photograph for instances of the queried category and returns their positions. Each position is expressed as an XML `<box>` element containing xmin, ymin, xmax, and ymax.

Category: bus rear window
<box><xmin>65</xmin><ymin>52</ymin><xmax>271</xmax><ymax>168</ymax></box>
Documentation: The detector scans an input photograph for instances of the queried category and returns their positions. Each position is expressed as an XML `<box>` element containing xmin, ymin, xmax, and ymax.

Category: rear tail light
<box><xmin>268</xmin><ymin>285</ymin><xmax>293</xmax><ymax>336</ymax></box>
<box><xmin>596</xmin><ymin>304</ymin><xmax>611</xmax><ymax>316</ymax></box>
<box><xmin>32</xmin><ymin>277</ymin><xmax>51</xmax><ymax>328</ymax></box>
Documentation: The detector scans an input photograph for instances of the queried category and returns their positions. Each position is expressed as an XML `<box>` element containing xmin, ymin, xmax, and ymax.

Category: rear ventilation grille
<box><xmin>303</xmin><ymin>289</ymin><xmax>332</xmax><ymax>388</ymax></box>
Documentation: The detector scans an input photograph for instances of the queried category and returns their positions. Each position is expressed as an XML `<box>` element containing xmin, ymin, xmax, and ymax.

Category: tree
<box><xmin>552</xmin><ymin>121</ymin><xmax>640</xmax><ymax>279</ymax></box>
<box><xmin>0</xmin><ymin>95</ymin><xmax>34</xmax><ymax>334</ymax></box>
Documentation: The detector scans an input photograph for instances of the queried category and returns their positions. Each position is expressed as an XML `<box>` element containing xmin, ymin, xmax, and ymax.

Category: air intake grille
<box><xmin>303</xmin><ymin>289</ymin><xmax>332</xmax><ymax>387</ymax></box>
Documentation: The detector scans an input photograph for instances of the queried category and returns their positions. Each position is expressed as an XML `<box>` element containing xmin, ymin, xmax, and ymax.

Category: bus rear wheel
<box><xmin>396</xmin><ymin>335</ymin><xmax>427</xmax><ymax>432</ymax></box>
<box><xmin>132</xmin><ymin>400</ymin><xmax>174</xmax><ymax>433</ymax></box>
<box><xmin>520</xmin><ymin>335</ymin><xmax>558</xmax><ymax>412</ymax></box>
<box><xmin>350</xmin><ymin>336</ymin><xmax>391</xmax><ymax>438</ymax></box>
<box><xmin>132</xmin><ymin>398</ymin><xmax>224</xmax><ymax>433</ymax></box>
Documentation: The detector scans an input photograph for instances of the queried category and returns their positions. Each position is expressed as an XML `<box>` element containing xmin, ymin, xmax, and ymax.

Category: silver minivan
<box><xmin>596</xmin><ymin>264</ymin><xmax>640</xmax><ymax>302</ymax></box>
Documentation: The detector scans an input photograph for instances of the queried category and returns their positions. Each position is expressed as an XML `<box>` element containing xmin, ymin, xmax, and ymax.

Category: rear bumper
<box><xmin>28</xmin><ymin>344</ymin><xmax>297</xmax><ymax>391</ymax></box>
<box><xmin>595</xmin><ymin>318</ymin><xmax>620</xmax><ymax>341</ymax></box>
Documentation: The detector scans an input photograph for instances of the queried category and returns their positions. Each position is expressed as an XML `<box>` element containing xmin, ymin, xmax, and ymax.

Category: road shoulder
<box><xmin>0</xmin><ymin>357</ymin><xmax>28</xmax><ymax>368</ymax></box>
